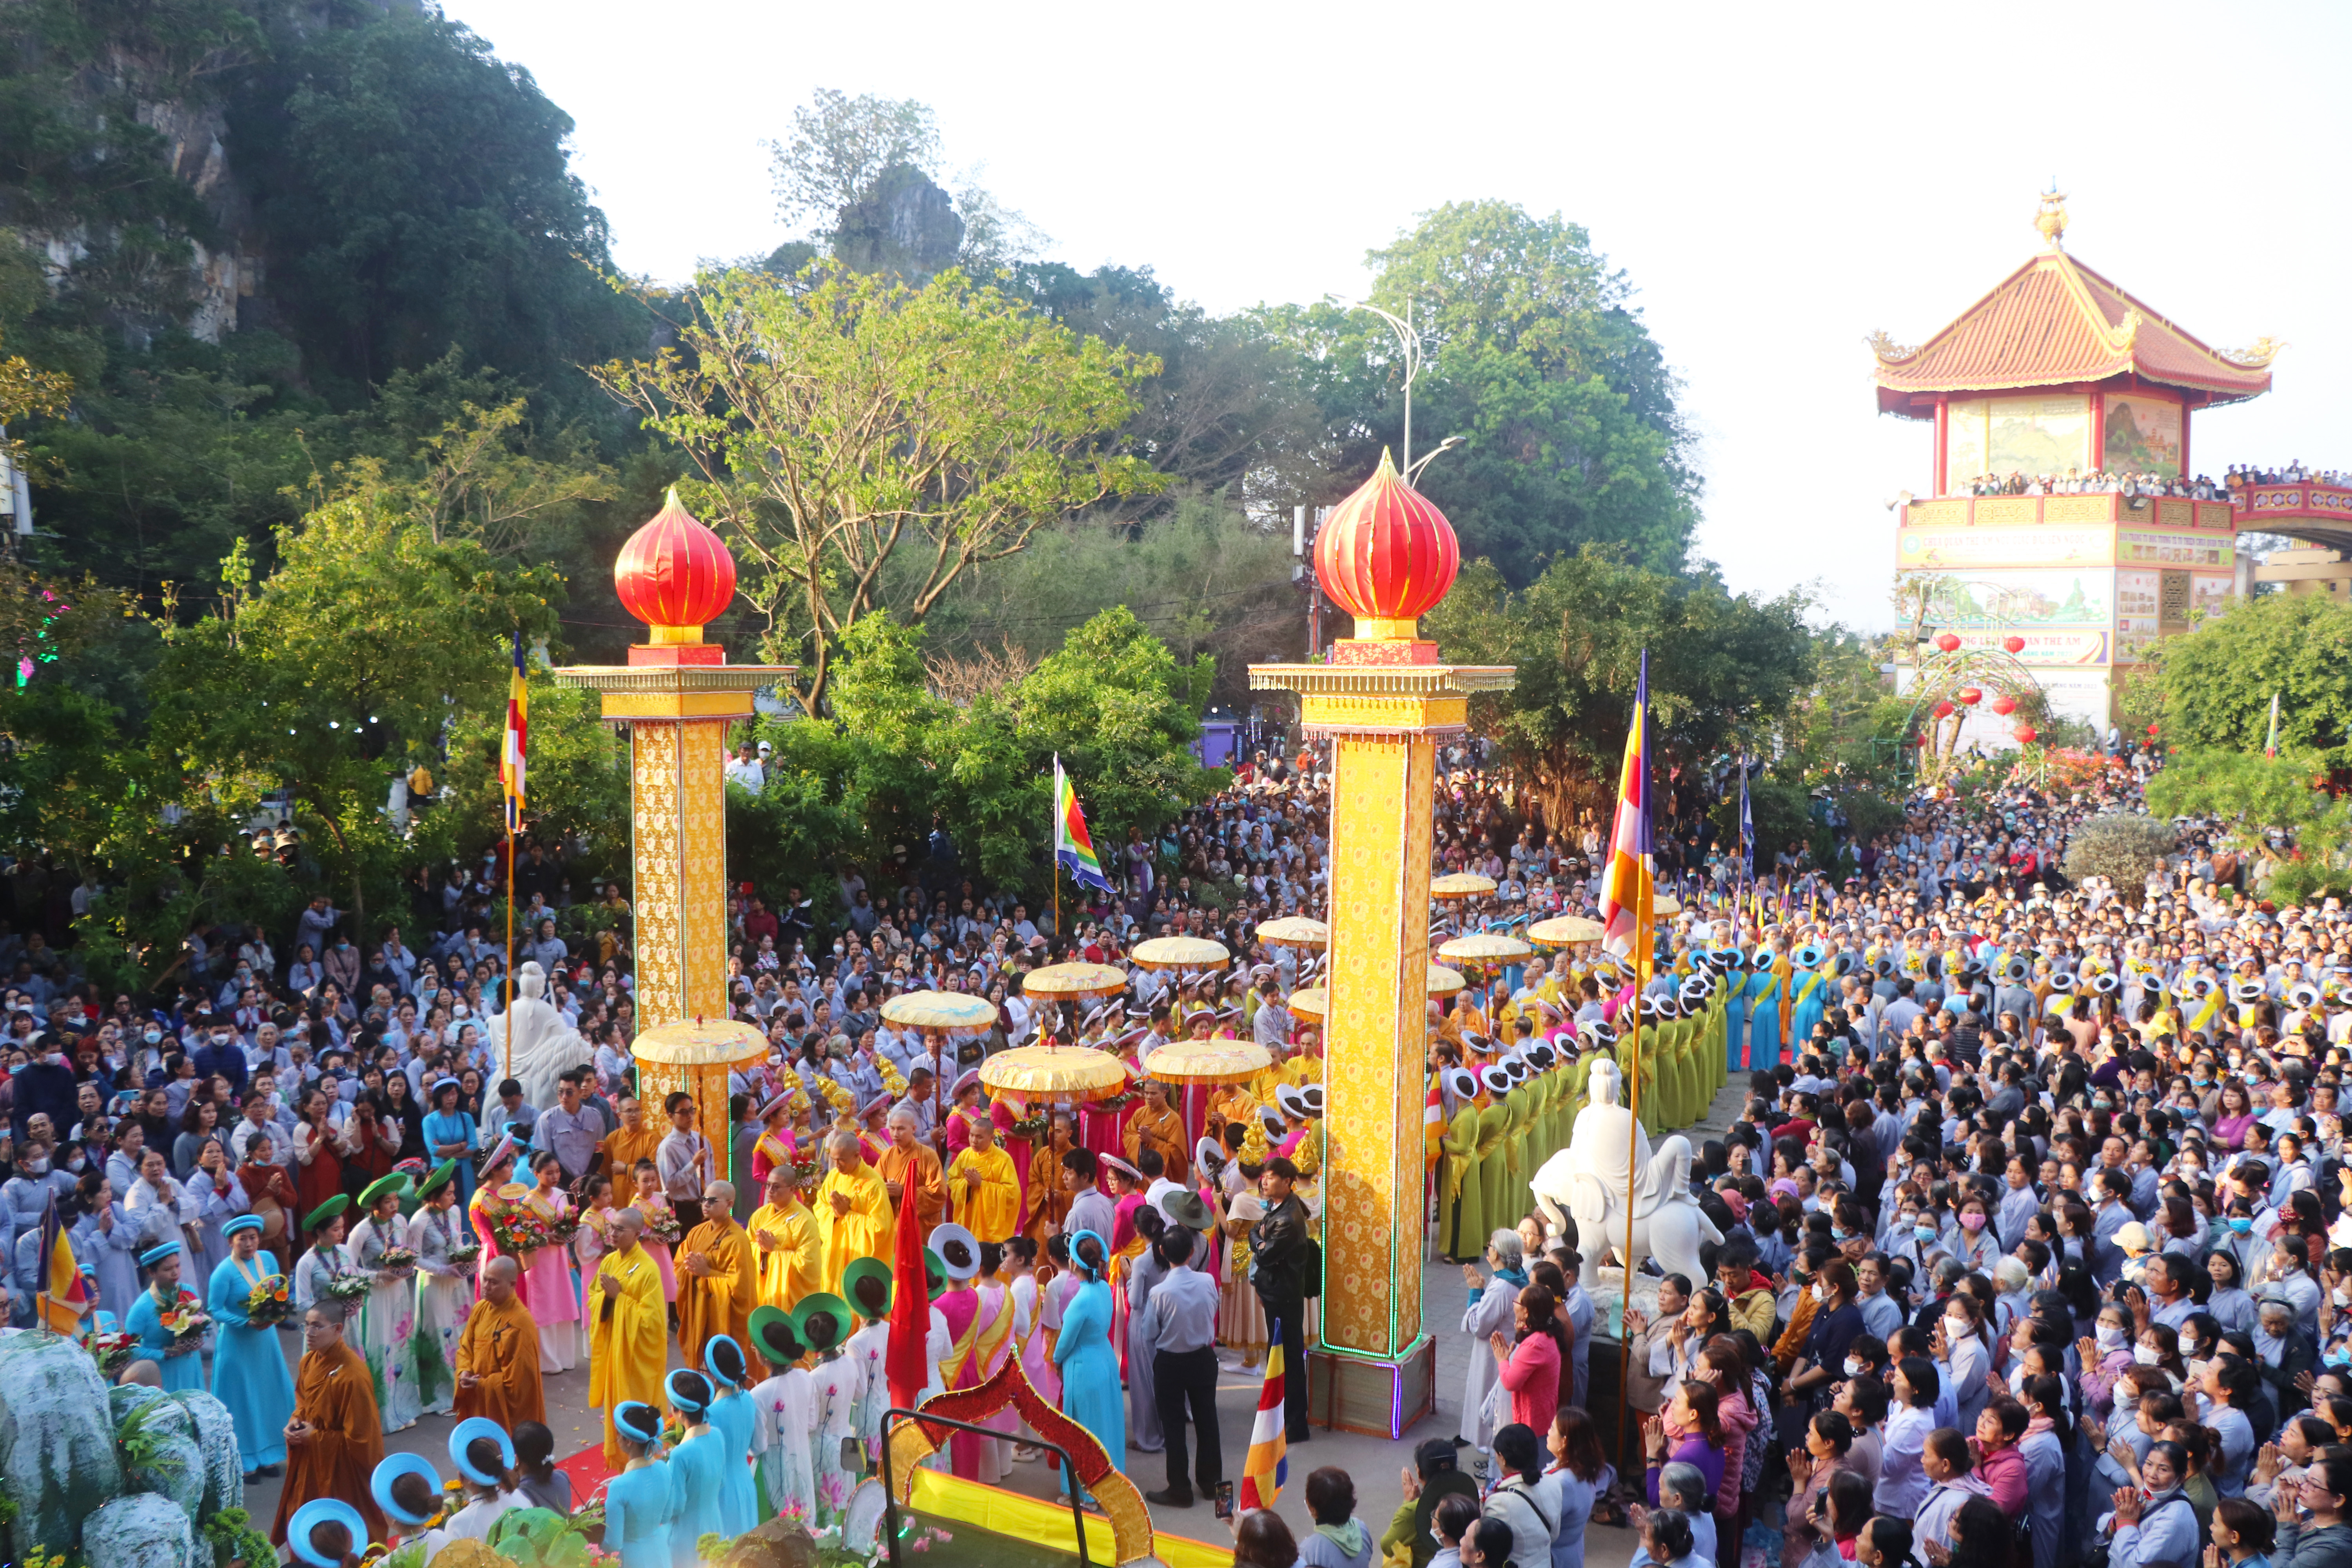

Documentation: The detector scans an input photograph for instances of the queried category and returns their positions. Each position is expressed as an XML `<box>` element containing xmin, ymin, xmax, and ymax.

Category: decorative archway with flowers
<box><xmin>1904</xmin><ymin>634</ymin><xmax>2048</xmax><ymax>782</ymax></box>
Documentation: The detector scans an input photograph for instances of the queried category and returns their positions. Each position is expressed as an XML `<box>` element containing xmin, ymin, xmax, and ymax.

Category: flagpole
<box><xmin>503</xmin><ymin>808</ymin><xmax>515</xmax><ymax>1083</ymax></box>
<box><xmin>1619</xmin><ymin>869</ymin><xmax>1647</xmax><ymax>1464</ymax></box>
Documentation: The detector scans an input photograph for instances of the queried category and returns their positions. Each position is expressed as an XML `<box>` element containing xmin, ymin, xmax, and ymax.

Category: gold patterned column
<box><xmin>551</xmin><ymin>489</ymin><xmax>792</xmax><ymax>1036</ymax></box>
<box><xmin>1249</xmin><ymin>451</ymin><xmax>1511</xmax><ymax>1437</ymax></box>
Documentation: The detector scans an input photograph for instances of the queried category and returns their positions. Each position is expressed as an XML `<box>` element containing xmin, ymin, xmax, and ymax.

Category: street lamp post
<box><xmin>1340</xmin><ymin>299</ymin><xmax>1462</xmax><ymax>490</ymax></box>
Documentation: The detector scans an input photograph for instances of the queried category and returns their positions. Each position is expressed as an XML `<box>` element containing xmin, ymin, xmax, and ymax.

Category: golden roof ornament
<box><xmin>2221</xmin><ymin>336</ymin><xmax>2287</xmax><ymax>368</ymax></box>
<box><xmin>2034</xmin><ymin>184</ymin><xmax>2068</xmax><ymax>250</ymax></box>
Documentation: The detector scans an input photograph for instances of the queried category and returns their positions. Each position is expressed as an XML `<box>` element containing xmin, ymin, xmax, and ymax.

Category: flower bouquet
<box><xmin>1006</xmin><ymin>1111</ymin><xmax>1051</xmax><ymax>1141</ymax></box>
<box><xmin>321</xmin><ymin>1272</ymin><xmax>373</xmax><ymax>1305</ymax></box>
<box><xmin>537</xmin><ymin>1215</ymin><xmax>580</xmax><ymax>1252</ymax></box>
<box><xmin>377</xmin><ymin>1246</ymin><xmax>419</xmax><ymax>1277</ymax></box>
<box><xmin>487</xmin><ymin>1207</ymin><xmax>556</xmax><ymax>1255</ymax></box>
<box><xmin>245</xmin><ymin>1274</ymin><xmax>293</xmax><ymax>1328</ymax></box>
<box><xmin>84</xmin><ymin>1328</ymin><xmax>139</xmax><ymax>1377</ymax></box>
<box><xmin>158</xmin><ymin>1289</ymin><xmax>212</xmax><ymax>1344</ymax></box>
<box><xmin>637</xmin><ymin>1206</ymin><xmax>682</xmax><ymax>1248</ymax></box>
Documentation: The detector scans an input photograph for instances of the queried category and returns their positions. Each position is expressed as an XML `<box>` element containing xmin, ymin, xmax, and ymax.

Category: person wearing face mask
<box><xmin>8</xmin><ymin>1035</ymin><xmax>76</xmax><ymax>1145</ymax></box>
<box><xmin>2098</xmin><ymin>1437</ymin><xmax>2201</xmax><ymax>1568</ymax></box>
<box><xmin>2081</xmin><ymin>1305</ymin><xmax>2139</xmax><ymax>1418</ymax></box>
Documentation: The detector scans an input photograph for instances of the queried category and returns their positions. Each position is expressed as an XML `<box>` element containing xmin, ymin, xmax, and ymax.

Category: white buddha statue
<box><xmin>486</xmin><ymin>962</ymin><xmax>592</xmax><ymax>1107</ymax></box>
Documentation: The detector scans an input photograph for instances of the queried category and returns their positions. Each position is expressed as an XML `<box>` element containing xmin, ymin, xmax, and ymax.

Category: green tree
<box><xmin>1426</xmin><ymin>549</ymin><xmax>1815</xmax><ymax>828</ymax></box>
<box><xmin>144</xmin><ymin>479</ymin><xmax>561</xmax><ymax>954</ymax></box>
<box><xmin>747</xmin><ymin>606</ymin><xmax>1220</xmax><ymax>907</ymax></box>
<box><xmin>225</xmin><ymin>2</ymin><xmax>646</xmax><ymax>410</ymax></box>
<box><xmin>1252</xmin><ymin>201</ymin><xmax>1700</xmax><ymax>578</ymax></box>
<box><xmin>595</xmin><ymin>265</ymin><xmax>1167</xmax><ymax>708</ymax></box>
<box><xmin>2145</xmin><ymin>749</ymin><xmax>2350</xmax><ymax>903</ymax></box>
<box><xmin>2147</xmin><ymin>592</ymin><xmax>2352</xmax><ymax>768</ymax></box>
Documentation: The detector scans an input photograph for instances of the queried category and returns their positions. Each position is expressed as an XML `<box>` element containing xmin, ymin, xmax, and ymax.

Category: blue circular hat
<box><xmin>449</xmin><ymin>1415</ymin><xmax>516</xmax><ymax>1485</ymax></box>
<box><xmin>289</xmin><ymin>1498</ymin><xmax>370</xmax><ymax>1568</ymax></box>
<box><xmin>370</xmin><ymin>1452</ymin><xmax>443</xmax><ymax>1525</ymax></box>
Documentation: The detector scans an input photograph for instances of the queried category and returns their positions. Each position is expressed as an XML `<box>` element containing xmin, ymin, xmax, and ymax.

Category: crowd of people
<box><xmin>2229</xmin><ymin>463</ymin><xmax>2351</xmax><ymax>492</ymax></box>
<box><xmin>25</xmin><ymin>718</ymin><xmax>2352</xmax><ymax>1568</ymax></box>
<box><xmin>1961</xmin><ymin>469</ymin><xmax>2228</xmax><ymax>501</ymax></box>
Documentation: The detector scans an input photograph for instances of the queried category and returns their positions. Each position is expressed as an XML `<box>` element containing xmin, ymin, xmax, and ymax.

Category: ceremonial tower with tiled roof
<box><xmin>1875</xmin><ymin>190</ymin><xmax>2277</xmax><ymax>736</ymax></box>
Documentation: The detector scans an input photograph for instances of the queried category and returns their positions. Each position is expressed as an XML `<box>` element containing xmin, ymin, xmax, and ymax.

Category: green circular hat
<box><xmin>358</xmin><ymin>1172</ymin><xmax>414</xmax><ymax>1209</ymax></box>
<box><xmin>414</xmin><ymin>1159</ymin><xmax>458</xmax><ymax>1200</ymax></box>
<box><xmin>747</xmin><ymin>1303</ymin><xmax>802</xmax><ymax>1367</ymax></box>
<box><xmin>842</xmin><ymin>1256</ymin><xmax>893</xmax><ymax>1320</ymax></box>
<box><xmin>922</xmin><ymin>1247</ymin><xmax>947</xmax><ymax>1303</ymax></box>
<box><xmin>303</xmin><ymin>1193</ymin><xmax>351</xmax><ymax>1232</ymax></box>
<box><xmin>792</xmin><ymin>1292</ymin><xmax>851</xmax><ymax>1353</ymax></box>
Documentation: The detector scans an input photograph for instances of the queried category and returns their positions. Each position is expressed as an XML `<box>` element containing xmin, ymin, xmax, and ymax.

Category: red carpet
<box><xmin>556</xmin><ymin>1441</ymin><xmax>615</xmax><ymax>1501</ymax></box>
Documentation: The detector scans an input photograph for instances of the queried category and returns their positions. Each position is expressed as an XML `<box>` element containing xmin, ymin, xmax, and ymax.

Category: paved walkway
<box><xmin>244</xmin><ymin>1074</ymin><xmax>1753</xmax><ymax>1564</ymax></box>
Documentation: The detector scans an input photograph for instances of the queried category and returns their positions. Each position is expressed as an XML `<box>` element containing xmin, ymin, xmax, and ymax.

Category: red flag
<box><xmin>885</xmin><ymin>1169</ymin><xmax>929</xmax><ymax>1413</ymax></box>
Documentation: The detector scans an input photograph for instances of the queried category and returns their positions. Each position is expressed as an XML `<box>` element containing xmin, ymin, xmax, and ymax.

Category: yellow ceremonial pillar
<box><xmin>551</xmin><ymin>489</ymin><xmax>793</xmax><ymax>1034</ymax></box>
<box><xmin>1250</xmin><ymin>452</ymin><xmax>1512</xmax><ymax>1437</ymax></box>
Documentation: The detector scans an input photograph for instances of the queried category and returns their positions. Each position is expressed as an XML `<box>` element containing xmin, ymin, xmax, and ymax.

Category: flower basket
<box><xmin>245</xmin><ymin>1276</ymin><xmax>293</xmax><ymax>1328</ymax></box>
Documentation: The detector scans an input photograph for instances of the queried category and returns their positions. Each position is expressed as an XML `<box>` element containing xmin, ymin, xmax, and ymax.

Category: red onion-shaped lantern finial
<box><xmin>615</xmin><ymin>487</ymin><xmax>737</xmax><ymax>641</ymax></box>
<box><xmin>1313</xmin><ymin>448</ymin><xmax>1460</xmax><ymax>638</ymax></box>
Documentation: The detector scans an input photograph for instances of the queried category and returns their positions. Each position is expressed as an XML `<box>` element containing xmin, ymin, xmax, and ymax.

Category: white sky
<box><xmin>443</xmin><ymin>0</ymin><xmax>2350</xmax><ymax>632</ymax></box>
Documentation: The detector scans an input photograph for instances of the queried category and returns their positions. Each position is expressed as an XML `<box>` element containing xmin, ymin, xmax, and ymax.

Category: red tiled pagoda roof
<box><xmin>1871</xmin><ymin>248</ymin><xmax>2274</xmax><ymax>417</ymax></box>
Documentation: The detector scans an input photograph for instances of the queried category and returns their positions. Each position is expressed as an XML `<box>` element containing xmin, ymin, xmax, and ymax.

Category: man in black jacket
<box><xmin>1249</xmin><ymin>1157</ymin><xmax>1313</xmax><ymax>1441</ymax></box>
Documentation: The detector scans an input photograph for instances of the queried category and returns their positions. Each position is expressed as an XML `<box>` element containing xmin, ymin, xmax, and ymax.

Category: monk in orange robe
<box><xmin>271</xmin><ymin>1301</ymin><xmax>387</xmax><ymax>1546</ymax></box>
<box><xmin>454</xmin><ymin>1255</ymin><xmax>544</xmax><ymax>1429</ymax></box>
<box><xmin>876</xmin><ymin>1111</ymin><xmax>947</xmax><ymax>1237</ymax></box>
<box><xmin>1123</xmin><ymin>1079</ymin><xmax>1190</xmax><ymax>1186</ymax></box>
<box><xmin>676</xmin><ymin>1178</ymin><xmax>759</xmax><ymax>1370</ymax></box>
<box><xmin>1024</xmin><ymin>1110</ymin><xmax>1076</xmax><ymax>1243</ymax></box>
<box><xmin>597</xmin><ymin>1096</ymin><xmax>664</xmax><ymax>1177</ymax></box>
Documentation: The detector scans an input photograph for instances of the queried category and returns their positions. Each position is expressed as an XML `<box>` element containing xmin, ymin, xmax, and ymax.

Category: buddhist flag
<box><xmin>1238</xmin><ymin>1317</ymin><xmax>1288</xmax><ymax>1512</ymax></box>
<box><xmin>1597</xmin><ymin>652</ymin><xmax>1655</xmax><ymax>975</ymax></box>
<box><xmin>37</xmin><ymin>1193</ymin><xmax>85</xmax><ymax>1332</ymax></box>
<box><xmin>2266</xmin><ymin>690</ymin><xmax>2281</xmax><ymax>758</ymax></box>
<box><xmin>1053</xmin><ymin>756</ymin><xmax>1115</xmax><ymax>896</ymax></box>
<box><xmin>501</xmin><ymin>631</ymin><xmax>528</xmax><ymax>831</ymax></box>
<box><xmin>1737</xmin><ymin>767</ymin><xmax>1754</xmax><ymax>882</ymax></box>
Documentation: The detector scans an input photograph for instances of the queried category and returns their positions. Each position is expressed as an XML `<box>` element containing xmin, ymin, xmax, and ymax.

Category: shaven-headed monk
<box><xmin>454</xmin><ymin>1255</ymin><xmax>544</xmax><ymax>1429</ymax></box>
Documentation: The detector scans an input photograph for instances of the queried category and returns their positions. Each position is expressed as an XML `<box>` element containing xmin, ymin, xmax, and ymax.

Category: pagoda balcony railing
<box><xmin>2231</xmin><ymin>481</ymin><xmax>2352</xmax><ymax>521</ymax></box>
<box><xmin>1898</xmin><ymin>493</ymin><xmax>2236</xmax><ymax>532</ymax></box>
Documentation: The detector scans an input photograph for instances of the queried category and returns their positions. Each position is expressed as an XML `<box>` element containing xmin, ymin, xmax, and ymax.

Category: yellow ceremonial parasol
<box><xmin>978</xmin><ymin>1045</ymin><xmax>1132</xmax><ymax>1102</ymax></box>
<box><xmin>1430</xmin><ymin>873</ymin><xmax>1497</xmax><ymax>901</ymax></box>
<box><xmin>1255</xmin><ymin>916</ymin><xmax>1330</xmax><ymax>949</ymax></box>
<box><xmin>1020</xmin><ymin>962</ymin><xmax>1130</xmax><ymax>1000</ymax></box>
<box><xmin>1130</xmin><ymin>936</ymin><xmax>1231</xmax><ymax>971</ymax></box>
<box><xmin>1291</xmin><ymin>962</ymin><xmax>1463</xmax><ymax>1020</ymax></box>
<box><xmin>1143</xmin><ymin>1038</ymin><xmax>1274</xmax><ymax>1085</ymax></box>
<box><xmin>631</xmin><ymin>1019</ymin><xmax>768</xmax><ymax>1181</ymax></box>
<box><xmin>878</xmin><ymin>991</ymin><xmax>999</xmax><ymax>1030</ymax></box>
<box><xmin>1528</xmin><ymin>915</ymin><xmax>1606</xmax><ymax>947</ymax></box>
<box><xmin>1653</xmin><ymin>893</ymin><xmax>1683</xmax><ymax>916</ymax></box>
<box><xmin>1437</xmin><ymin>933</ymin><xmax>1534</xmax><ymax>966</ymax></box>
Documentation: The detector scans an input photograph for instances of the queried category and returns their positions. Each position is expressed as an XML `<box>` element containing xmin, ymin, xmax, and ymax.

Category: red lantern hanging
<box><xmin>2013</xmin><ymin>724</ymin><xmax>2038</xmax><ymax>744</ymax></box>
<box><xmin>1934</xmin><ymin>633</ymin><xmax>1961</xmax><ymax>653</ymax></box>
<box><xmin>2001</xmin><ymin>635</ymin><xmax>2025</xmax><ymax>655</ymax></box>
<box><xmin>2147</xmin><ymin>723</ymin><xmax>2160</xmax><ymax>736</ymax></box>
<box><xmin>1990</xmin><ymin>694</ymin><xmax>2016</xmax><ymax>717</ymax></box>
<box><xmin>1957</xmin><ymin>687</ymin><xmax>1982</xmax><ymax>707</ymax></box>
<box><xmin>1933</xmin><ymin>701</ymin><xmax>1955</xmax><ymax>719</ymax></box>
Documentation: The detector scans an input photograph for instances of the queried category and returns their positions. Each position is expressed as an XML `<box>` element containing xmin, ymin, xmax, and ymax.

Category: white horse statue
<box><xmin>1530</xmin><ymin>1060</ymin><xmax>1720</xmax><ymax>1288</ymax></box>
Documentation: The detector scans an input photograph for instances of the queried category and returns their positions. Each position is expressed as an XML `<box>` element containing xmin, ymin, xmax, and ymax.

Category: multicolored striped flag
<box><xmin>1597</xmin><ymin>651</ymin><xmax>1655</xmax><ymax>975</ymax></box>
<box><xmin>500</xmin><ymin>631</ymin><xmax>528</xmax><ymax>831</ymax></box>
<box><xmin>1238</xmin><ymin>1316</ymin><xmax>1288</xmax><ymax>1511</ymax></box>
<box><xmin>37</xmin><ymin>1193</ymin><xmax>85</xmax><ymax>1332</ymax></box>
<box><xmin>1053</xmin><ymin>756</ymin><xmax>1115</xmax><ymax>896</ymax></box>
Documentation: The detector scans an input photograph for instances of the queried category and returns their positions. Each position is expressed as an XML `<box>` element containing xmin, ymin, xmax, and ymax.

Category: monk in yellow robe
<box><xmin>677</xmin><ymin>1178</ymin><xmax>759</xmax><ymax>1371</ymax></box>
<box><xmin>271</xmin><ymin>1300</ymin><xmax>387</xmax><ymax>1546</ymax></box>
<box><xmin>454</xmin><ymin>1255</ymin><xmax>544</xmax><ymax>1429</ymax></box>
<box><xmin>1123</xmin><ymin>1079</ymin><xmax>1189</xmax><ymax>1186</ymax></box>
<box><xmin>876</xmin><ymin>1111</ymin><xmax>947</xmax><ymax>1239</ymax></box>
<box><xmin>587</xmin><ymin>1207</ymin><xmax>669</xmax><ymax>1472</ymax></box>
<box><xmin>815</xmin><ymin>1128</ymin><xmax>893</xmax><ymax>1291</ymax></box>
<box><xmin>947</xmin><ymin>1114</ymin><xmax>1021</xmax><ymax>1243</ymax></box>
<box><xmin>748</xmin><ymin>1165</ymin><xmax>822</xmax><ymax>1310</ymax></box>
